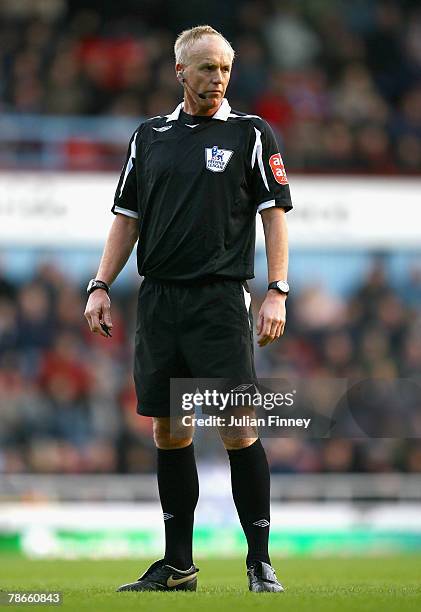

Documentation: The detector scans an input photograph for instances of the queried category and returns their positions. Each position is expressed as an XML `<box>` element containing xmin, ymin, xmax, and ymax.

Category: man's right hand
<box><xmin>84</xmin><ymin>289</ymin><xmax>113</xmax><ymax>338</ymax></box>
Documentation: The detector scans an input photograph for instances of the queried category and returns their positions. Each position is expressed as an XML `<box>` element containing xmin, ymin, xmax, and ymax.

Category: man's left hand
<box><xmin>256</xmin><ymin>291</ymin><xmax>287</xmax><ymax>347</ymax></box>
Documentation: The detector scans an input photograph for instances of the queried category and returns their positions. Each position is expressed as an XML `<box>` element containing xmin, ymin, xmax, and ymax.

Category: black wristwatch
<box><xmin>87</xmin><ymin>279</ymin><xmax>109</xmax><ymax>296</ymax></box>
<box><xmin>268</xmin><ymin>280</ymin><xmax>290</xmax><ymax>295</ymax></box>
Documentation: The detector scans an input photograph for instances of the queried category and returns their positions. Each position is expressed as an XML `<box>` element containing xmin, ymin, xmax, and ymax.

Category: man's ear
<box><xmin>176</xmin><ymin>63</ymin><xmax>184</xmax><ymax>82</ymax></box>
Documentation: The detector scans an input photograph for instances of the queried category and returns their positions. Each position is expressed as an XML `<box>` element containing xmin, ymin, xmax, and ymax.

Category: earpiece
<box><xmin>177</xmin><ymin>71</ymin><xmax>207</xmax><ymax>100</ymax></box>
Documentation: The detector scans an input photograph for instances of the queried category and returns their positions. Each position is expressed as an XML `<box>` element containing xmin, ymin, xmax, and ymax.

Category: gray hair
<box><xmin>174</xmin><ymin>25</ymin><xmax>235</xmax><ymax>65</ymax></box>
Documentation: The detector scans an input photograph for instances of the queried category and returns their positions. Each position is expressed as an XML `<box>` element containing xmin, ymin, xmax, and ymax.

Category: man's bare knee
<box><xmin>153</xmin><ymin>417</ymin><xmax>194</xmax><ymax>449</ymax></box>
<box><xmin>219</xmin><ymin>432</ymin><xmax>258</xmax><ymax>450</ymax></box>
<box><xmin>217</xmin><ymin>407</ymin><xmax>258</xmax><ymax>450</ymax></box>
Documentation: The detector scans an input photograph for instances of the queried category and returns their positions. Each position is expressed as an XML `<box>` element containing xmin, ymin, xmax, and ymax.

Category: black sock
<box><xmin>227</xmin><ymin>439</ymin><xmax>271</xmax><ymax>567</ymax></box>
<box><xmin>157</xmin><ymin>443</ymin><xmax>199</xmax><ymax>569</ymax></box>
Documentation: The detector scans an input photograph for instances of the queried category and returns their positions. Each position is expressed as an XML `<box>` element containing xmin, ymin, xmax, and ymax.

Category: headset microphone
<box><xmin>180</xmin><ymin>75</ymin><xmax>207</xmax><ymax>100</ymax></box>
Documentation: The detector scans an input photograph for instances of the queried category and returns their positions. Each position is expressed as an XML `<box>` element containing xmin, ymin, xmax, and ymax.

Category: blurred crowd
<box><xmin>0</xmin><ymin>0</ymin><xmax>420</xmax><ymax>475</ymax></box>
<box><xmin>1</xmin><ymin>0</ymin><xmax>421</xmax><ymax>171</ymax></box>
<box><xmin>0</xmin><ymin>258</ymin><xmax>420</xmax><ymax>475</ymax></box>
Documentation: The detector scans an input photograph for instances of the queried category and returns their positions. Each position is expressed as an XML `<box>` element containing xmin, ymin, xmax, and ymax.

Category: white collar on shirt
<box><xmin>165</xmin><ymin>98</ymin><xmax>231</xmax><ymax>123</ymax></box>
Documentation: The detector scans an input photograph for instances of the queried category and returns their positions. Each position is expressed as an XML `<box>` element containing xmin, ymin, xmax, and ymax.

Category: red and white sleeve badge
<box><xmin>269</xmin><ymin>153</ymin><xmax>288</xmax><ymax>185</ymax></box>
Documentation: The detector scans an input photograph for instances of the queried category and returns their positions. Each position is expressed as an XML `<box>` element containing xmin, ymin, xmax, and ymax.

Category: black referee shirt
<box><xmin>112</xmin><ymin>99</ymin><xmax>293</xmax><ymax>282</ymax></box>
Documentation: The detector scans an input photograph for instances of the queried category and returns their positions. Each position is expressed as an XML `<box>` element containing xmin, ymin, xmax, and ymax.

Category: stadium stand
<box><xmin>0</xmin><ymin>0</ymin><xmax>421</xmax><ymax>171</ymax></box>
<box><xmin>0</xmin><ymin>0</ymin><xmax>420</xmax><ymax>476</ymax></box>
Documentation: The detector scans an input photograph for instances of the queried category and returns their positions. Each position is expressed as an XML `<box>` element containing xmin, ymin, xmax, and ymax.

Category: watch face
<box><xmin>276</xmin><ymin>280</ymin><xmax>289</xmax><ymax>293</ymax></box>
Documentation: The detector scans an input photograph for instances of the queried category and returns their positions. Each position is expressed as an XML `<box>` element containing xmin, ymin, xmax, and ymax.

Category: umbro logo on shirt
<box><xmin>153</xmin><ymin>125</ymin><xmax>173</xmax><ymax>132</ymax></box>
<box><xmin>205</xmin><ymin>145</ymin><xmax>233</xmax><ymax>172</ymax></box>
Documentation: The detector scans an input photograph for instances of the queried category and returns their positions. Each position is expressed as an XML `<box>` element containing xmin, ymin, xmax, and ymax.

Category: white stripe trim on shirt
<box><xmin>228</xmin><ymin>113</ymin><xmax>261</xmax><ymax>119</ymax></box>
<box><xmin>119</xmin><ymin>132</ymin><xmax>137</xmax><ymax>198</ymax></box>
<box><xmin>257</xmin><ymin>199</ymin><xmax>276</xmax><ymax>213</ymax></box>
<box><xmin>251</xmin><ymin>127</ymin><xmax>269</xmax><ymax>191</ymax></box>
<box><xmin>113</xmin><ymin>205</ymin><xmax>139</xmax><ymax>219</ymax></box>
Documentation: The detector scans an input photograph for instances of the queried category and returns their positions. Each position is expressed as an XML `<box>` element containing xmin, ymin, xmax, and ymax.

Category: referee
<box><xmin>84</xmin><ymin>25</ymin><xmax>292</xmax><ymax>593</ymax></box>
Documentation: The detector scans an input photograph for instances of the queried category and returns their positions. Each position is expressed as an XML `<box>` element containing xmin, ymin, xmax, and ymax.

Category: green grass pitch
<box><xmin>1</xmin><ymin>556</ymin><xmax>420</xmax><ymax>611</ymax></box>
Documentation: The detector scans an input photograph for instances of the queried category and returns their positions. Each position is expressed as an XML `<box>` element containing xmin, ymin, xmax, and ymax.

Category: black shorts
<box><xmin>134</xmin><ymin>277</ymin><xmax>257</xmax><ymax>417</ymax></box>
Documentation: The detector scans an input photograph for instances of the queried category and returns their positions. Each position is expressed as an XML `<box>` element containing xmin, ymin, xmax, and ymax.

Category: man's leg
<box><xmin>117</xmin><ymin>412</ymin><xmax>199</xmax><ymax>592</ymax></box>
<box><xmin>174</xmin><ymin>280</ymin><xmax>283</xmax><ymax>591</ymax></box>
<box><xmin>154</xmin><ymin>417</ymin><xmax>198</xmax><ymax>569</ymax></box>
<box><xmin>219</xmin><ymin>420</ymin><xmax>271</xmax><ymax>567</ymax></box>
<box><xmin>118</xmin><ymin>281</ymin><xmax>200</xmax><ymax>591</ymax></box>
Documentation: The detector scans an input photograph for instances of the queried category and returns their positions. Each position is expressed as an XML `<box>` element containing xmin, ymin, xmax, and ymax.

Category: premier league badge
<box><xmin>205</xmin><ymin>145</ymin><xmax>234</xmax><ymax>172</ymax></box>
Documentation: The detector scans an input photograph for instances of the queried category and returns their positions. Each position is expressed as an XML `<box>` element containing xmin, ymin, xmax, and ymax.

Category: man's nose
<box><xmin>211</xmin><ymin>70</ymin><xmax>223</xmax><ymax>83</ymax></box>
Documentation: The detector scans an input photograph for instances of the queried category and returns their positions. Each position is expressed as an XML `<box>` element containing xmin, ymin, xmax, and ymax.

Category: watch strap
<box><xmin>87</xmin><ymin>279</ymin><xmax>109</xmax><ymax>296</ymax></box>
<box><xmin>268</xmin><ymin>280</ymin><xmax>289</xmax><ymax>294</ymax></box>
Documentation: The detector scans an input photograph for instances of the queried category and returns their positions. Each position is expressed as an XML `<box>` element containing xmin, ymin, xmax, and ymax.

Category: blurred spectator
<box><xmin>17</xmin><ymin>282</ymin><xmax>53</xmax><ymax>351</ymax></box>
<box><xmin>321</xmin><ymin>121</ymin><xmax>355</xmax><ymax>170</ymax></box>
<box><xmin>294</xmin><ymin>284</ymin><xmax>347</xmax><ymax>332</ymax></box>
<box><xmin>364</xmin><ymin>2</ymin><xmax>407</xmax><ymax>102</ymax></box>
<box><xmin>263</xmin><ymin>4</ymin><xmax>321</xmax><ymax>70</ymax></box>
<box><xmin>321</xmin><ymin>439</ymin><xmax>356</xmax><ymax>472</ymax></box>
<box><xmin>44</xmin><ymin>50</ymin><xmax>94</xmax><ymax>115</ymax></box>
<box><xmin>0</xmin><ymin>300</ymin><xmax>18</xmax><ymax>355</ymax></box>
<box><xmin>0</xmin><ymin>265</ymin><xmax>16</xmax><ymax>300</ymax></box>
<box><xmin>396</xmin><ymin>85</ymin><xmax>421</xmax><ymax>137</ymax></box>
<box><xmin>230</xmin><ymin>35</ymin><xmax>269</xmax><ymax>105</ymax></box>
<box><xmin>396</xmin><ymin>133</ymin><xmax>421</xmax><ymax>171</ymax></box>
<box><xmin>38</xmin><ymin>330</ymin><xmax>91</xmax><ymax>398</ymax></box>
<box><xmin>266</xmin><ymin>438</ymin><xmax>319</xmax><ymax>474</ymax></box>
<box><xmin>354</xmin><ymin>124</ymin><xmax>395</xmax><ymax>172</ymax></box>
<box><xmin>407</xmin><ymin>445</ymin><xmax>421</xmax><ymax>472</ymax></box>
<box><xmin>253</xmin><ymin>70</ymin><xmax>294</xmax><ymax>134</ymax></box>
<box><xmin>351</xmin><ymin>259</ymin><xmax>390</xmax><ymax>323</ymax></box>
<box><xmin>402</xmin><ymin>265</ymin><xmax>421</xmax><ymax>308</ymax></box>
<box><xmin>332</xmin><ymin>64</ymin><xmax>389</xmax><ymax>125</ymax></box>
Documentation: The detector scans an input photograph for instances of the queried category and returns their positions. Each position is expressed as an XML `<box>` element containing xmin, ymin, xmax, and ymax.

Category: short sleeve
<box><xmin>250</xmin><ymin>121</ymin><xmax>293</xmax><ymax>214</ymax></box>
<box><xmin>111</xmin><ymin>130</ymin><xmax>139</xmax><ymax>219</ymax></box>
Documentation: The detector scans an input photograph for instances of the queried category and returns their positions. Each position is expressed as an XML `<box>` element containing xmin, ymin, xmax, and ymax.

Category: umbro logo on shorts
<box><xmin>253</xmin><ymin>519</ymin><xmax>270</xmax><ymax>527</ymax></box>
<box><xmin>163</xmin><ymin>512</ymin><xmax>174</xmax><ymax>520</ymax></box>
<box><xmin>205</xmin><ymin>145</ymin><xmax>233</xmax><ymax>172</ymax></box>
